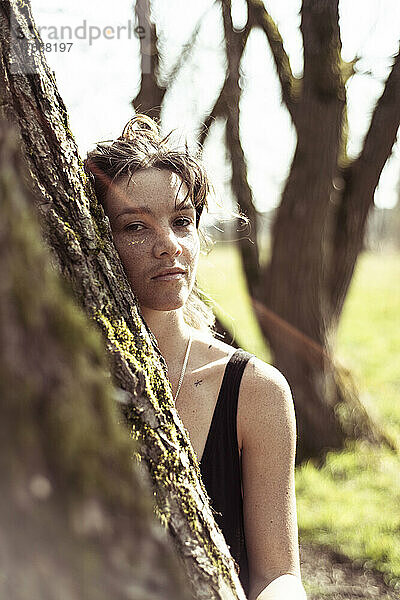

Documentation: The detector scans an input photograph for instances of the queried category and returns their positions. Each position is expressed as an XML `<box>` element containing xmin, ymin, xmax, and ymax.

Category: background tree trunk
<box><xmin>258</xmin><ymin>0</ymin><xmax>350</xmax><ymax>458</ymax></box>
<box><xmin>208</xmin><ymin>0</ymin><xmax>398</xmax><ymax>462</ymax></box>
<box><xmin>0</xmin><ymin>1</ymin><xmax>246</xmax><ymax>597</ymax></box>
<box><xmin>256</xmin><ymin>1</ymin><xmax>399</xmax><ymax>461</ymax></box>
<box><xmin>133</xmin><ymin>0</ymin><xmax>165</xmax><ymax>120</ymax></box>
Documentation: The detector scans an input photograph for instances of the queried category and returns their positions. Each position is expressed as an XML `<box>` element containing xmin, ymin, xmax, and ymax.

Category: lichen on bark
<box><xmin>0</xmin><ymin>1</ymin><xmax>246</xmax><ymax>597</ymax></box>
<box><xmin>0</xmin><ymin>120</ymin><xmax>192</xmax><ymax>600</ymax></box>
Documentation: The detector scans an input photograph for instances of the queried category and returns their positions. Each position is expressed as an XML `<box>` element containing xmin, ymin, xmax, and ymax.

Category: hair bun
<box><xmin>119</xmin><ymin>114</ymin><xmax>161</xmax><ymax>142</ymax></box>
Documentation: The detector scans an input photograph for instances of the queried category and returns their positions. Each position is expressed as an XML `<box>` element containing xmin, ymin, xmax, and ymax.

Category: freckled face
<box><xmin>105</xmin><ymin>168</ymin><xmax>200</xmax><ymax>312</ymax></box>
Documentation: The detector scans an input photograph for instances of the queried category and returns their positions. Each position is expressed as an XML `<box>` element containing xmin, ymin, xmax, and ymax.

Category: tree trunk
<box><xmin>0</xmin><ymin>1</ymin><xmax>245</xmax><ymax>597</ymax></box>
<box><xmin>133</xmin><ymin>0</ymin><xmax>165</xmax><ymax>120</ymax></box>
<box><xmin>257</xmin><ymin>1</ymin><xmax>398</xmax><ymax>461</ymax></box>
<box><xmin>260</xmin><ymin>0</ymin><xmax>348</xmax><ymax>458</ymax></box>
<box><xmin>209</xmin><ymin>0</ymin><xmax>397</xmax><ymax>462</ymax></box>
<box><xmin>0</xmin><ymin>120</ymin><xmax>191</xmax><ymax>600</ymax></box>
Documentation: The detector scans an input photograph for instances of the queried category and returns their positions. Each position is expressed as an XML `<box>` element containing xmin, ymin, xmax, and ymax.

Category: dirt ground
<box><xmin>300</xmin><ymin>544</ymin><xmax>399</xmax><ymax>599</ymax></box>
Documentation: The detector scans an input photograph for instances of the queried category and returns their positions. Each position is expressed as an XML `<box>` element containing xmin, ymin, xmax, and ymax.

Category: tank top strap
<box><xmin>200</xmin><ymin>347</ymin><xmax>253</xmax><ymax>466</ymax></box>
<box><xmin>199</xmin><ymin>347</ymin><xmax>253</xmax><ymax>597</ymax></box>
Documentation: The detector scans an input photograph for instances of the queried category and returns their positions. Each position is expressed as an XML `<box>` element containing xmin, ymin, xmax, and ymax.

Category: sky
<box><xmin>29</xmin><ymin>0</ymin><xmax>400</xmax><ymax>212</ymax></box>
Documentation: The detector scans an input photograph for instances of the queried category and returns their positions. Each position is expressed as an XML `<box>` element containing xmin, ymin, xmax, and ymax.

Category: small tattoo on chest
<box><xmin>194</xmin><ymin>379</ymin><xmax>203</xmax><ymax>387</ymax></box>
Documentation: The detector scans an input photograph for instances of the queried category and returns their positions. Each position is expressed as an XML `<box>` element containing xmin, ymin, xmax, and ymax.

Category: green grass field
<box><xmin>198</xmin><ymin>245</ymin><xmax>400</xmax><ymax>588</ymax></box>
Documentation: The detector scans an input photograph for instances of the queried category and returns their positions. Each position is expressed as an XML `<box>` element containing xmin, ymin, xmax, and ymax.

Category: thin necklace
<box><xmin>173</xmin><ymin>334</ymin><xmax>192</xmax><ymax>403</ymax></box>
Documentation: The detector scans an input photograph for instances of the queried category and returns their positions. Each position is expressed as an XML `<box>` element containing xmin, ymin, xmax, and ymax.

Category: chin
<box><xmin>142</xmin><ymin>295</ymin><xmax>187</xmax><ymax>312</ymax></box>
<box><xmin>138</xmin><ymin>284</ymin><xmax>193</xmax><ymax>313</ymax></box>
<box><xmin>154</xmin><ymin>301</ymin><xmax>186</xmax><ymax>312</ymax></box>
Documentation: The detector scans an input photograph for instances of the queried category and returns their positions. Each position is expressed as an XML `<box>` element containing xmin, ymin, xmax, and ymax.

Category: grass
<box><xmin>296</xmin><ymin>443</ymin><xmax>400</xmax><ymax>586</ymax></box>
<box><xmin>336</xmin><ymin>252</ymin><xmax>400</xmax><ymax>440</ymax></box>
<box><xmin>198</xmin><ymin>244</ymin><xmax>400</xmax><ymax>588</ymax></box>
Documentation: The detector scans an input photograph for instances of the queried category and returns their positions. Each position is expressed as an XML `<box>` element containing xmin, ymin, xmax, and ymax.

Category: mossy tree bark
<box><xmin>0</xmin><ymin>2</ymin><xmax>246</xmax><ymax>598</ymax></box>
<box><xmin>202</xmin><ymin>0</ymin><xmax>399</xmax><ymax>462</ymax></box>
<box><xmin>0</xmin><ymin>120</ymin><xmax>191</xmax><ymax>600</ymax></box>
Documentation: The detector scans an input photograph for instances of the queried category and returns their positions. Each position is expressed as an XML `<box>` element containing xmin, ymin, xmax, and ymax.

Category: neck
<box><xmin>140</xmin><ymin>306</ymin><xmax>191</xmax><ymax>370</ymax></box>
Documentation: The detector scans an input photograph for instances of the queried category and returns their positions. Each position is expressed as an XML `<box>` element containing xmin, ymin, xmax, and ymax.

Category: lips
<box><xmin>151</xmin><ymin>267</ymin><xmax>186</xmax><ymax>280</ymax></box>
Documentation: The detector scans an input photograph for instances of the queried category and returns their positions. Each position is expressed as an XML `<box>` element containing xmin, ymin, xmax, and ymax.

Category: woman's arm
<box><xmin>238</xmin><ymin>357</ymin><xmax>307</xmax><ymax>600</ymax></box>
<box><xmin>250</xmin><ymin>574</ymin><xmax>307</xmax><ymax>599</ymax></box>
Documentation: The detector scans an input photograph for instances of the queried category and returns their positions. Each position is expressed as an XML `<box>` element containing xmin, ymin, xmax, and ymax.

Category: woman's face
<box><xmin>105</xmin><ymin>168</ymin><xmax>200</xmax><ymax>313</ymax></box>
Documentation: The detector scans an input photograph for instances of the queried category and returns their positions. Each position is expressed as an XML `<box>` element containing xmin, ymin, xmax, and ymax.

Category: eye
<box><xmin>124</xmin><ymin>222</ymin><xmax>146</xmax><ymax>232</ymax></box>
<box><xmin>174</xmin><ymin>216</ymin><xmax>193</xmax><ymax>227</ymax></box>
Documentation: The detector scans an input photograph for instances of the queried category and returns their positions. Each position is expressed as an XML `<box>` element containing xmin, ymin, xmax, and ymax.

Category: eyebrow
<box><xmin>116</xmin><ymin>202</ymin><xmax>195</xmax><ymax>220</ymax></box>
<box><xmin>116</xmin><ymin>206</ymin><xmax>153</xmax><ymax>219</ymax></box>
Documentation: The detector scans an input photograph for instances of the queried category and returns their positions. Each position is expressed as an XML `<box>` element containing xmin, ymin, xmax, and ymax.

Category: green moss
<box><xmin>91</xmin><ymin>305</ymin><xmax>232</xmax><ymax>579</ymax></box>
<box><xmin>63</xmin><ymin>217</ymin><xmax>81</xmax><ymax>243</ymax></box>
<box><xmin>1</xmin><ymin>40</ymin><xmax>234</xmax><ymax>591</ymax></box>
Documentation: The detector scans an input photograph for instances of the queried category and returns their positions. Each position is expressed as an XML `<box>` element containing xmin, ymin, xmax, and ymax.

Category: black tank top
<box><xmin>199</xmin><ymin>348</ymin><xmax>252</xmax><ymax>597</ymax></box>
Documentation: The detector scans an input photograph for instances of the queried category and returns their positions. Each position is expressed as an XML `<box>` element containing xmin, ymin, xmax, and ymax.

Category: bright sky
<box><xmin>30</xmin><ymin>0</ymin><xmax>400</xmax><ymax>211</ymax></box>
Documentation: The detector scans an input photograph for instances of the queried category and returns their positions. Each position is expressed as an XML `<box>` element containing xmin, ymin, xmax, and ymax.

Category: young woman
<box><xmin>85</xmin><ymin>115</ymin><xmax>307</xmax><ymax>600</ymax></box>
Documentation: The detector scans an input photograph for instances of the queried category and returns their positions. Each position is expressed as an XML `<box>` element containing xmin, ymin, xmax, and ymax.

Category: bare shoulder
<box><xmin>238</xmin><ymin>356</ymin><xmax>297</xmax><ymax>453</ymax></box>
<box><xmin>241</xmin><ymin>355</ymin><xmax>293</xmax><ymax>403</ymax></box>
<box><xmin>190</xmin><ymin>330</ymin><xmax>237</xmax><ymax>364</ymax></box>
<box><xmin>189</xmin><ymin>332</ymin><xmax>297</xmax><ymax>457</ymax></box>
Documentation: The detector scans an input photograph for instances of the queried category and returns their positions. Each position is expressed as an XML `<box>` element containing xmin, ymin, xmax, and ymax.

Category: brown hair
<box><xmin>84</xmin><ymin>114</ymin><xmax>215</xmax><ymax>332</ymax></box>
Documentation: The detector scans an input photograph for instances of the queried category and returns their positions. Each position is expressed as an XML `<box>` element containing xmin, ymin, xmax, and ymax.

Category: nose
<box><xmin>153</xmin><ymin>226</ymin><xmax>183</xmax><ymax>259</ymax></box>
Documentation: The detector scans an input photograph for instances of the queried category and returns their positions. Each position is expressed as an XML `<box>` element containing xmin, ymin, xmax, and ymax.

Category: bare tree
<box><xmin>201</xmin><ymin>0</ymin><xmax>399</xmax><ymax>461</ymax></box>
<box><xmin>0</xmin><ymin>1</ymin><xmax>247</xmax><ymax>597</ymax></box>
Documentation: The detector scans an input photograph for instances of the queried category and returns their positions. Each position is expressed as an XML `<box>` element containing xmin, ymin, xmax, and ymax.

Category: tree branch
<box><xmin>198</xmin><ymin>76</ymin><xmax>228</xmax><ymax>147</ymax></box>
<box><xmin>165</xmin><ymin>2</ymin><xmax>219</xmax><ymax>88</ymax></box>
<box><xmin>219</xmin><ymin>0</ymin><xmax>261</xmax><ymax>298</ymax></box>
<box><xmin>329</xmin><ymin>47</ymin><xmax>400</xmax><ymax>322</ymax></box>
<box><xmin>351</xmin><ymin>48</ymin><xmax>400</xmax><ymax>185</ymax></box>
<box><xmin>246</xmin><ymin>0</ymin><xmax>299</xmax><ymax>123</ymax></box>
<box><xmin>134</xmin><ymin>1</ymin><xmax>219</xmax><ymax>120</ymax></box>
<box><xmin>199</xmin><ymin>2</ymin><xmax>252</xmax><ymax>146</ymax></box>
